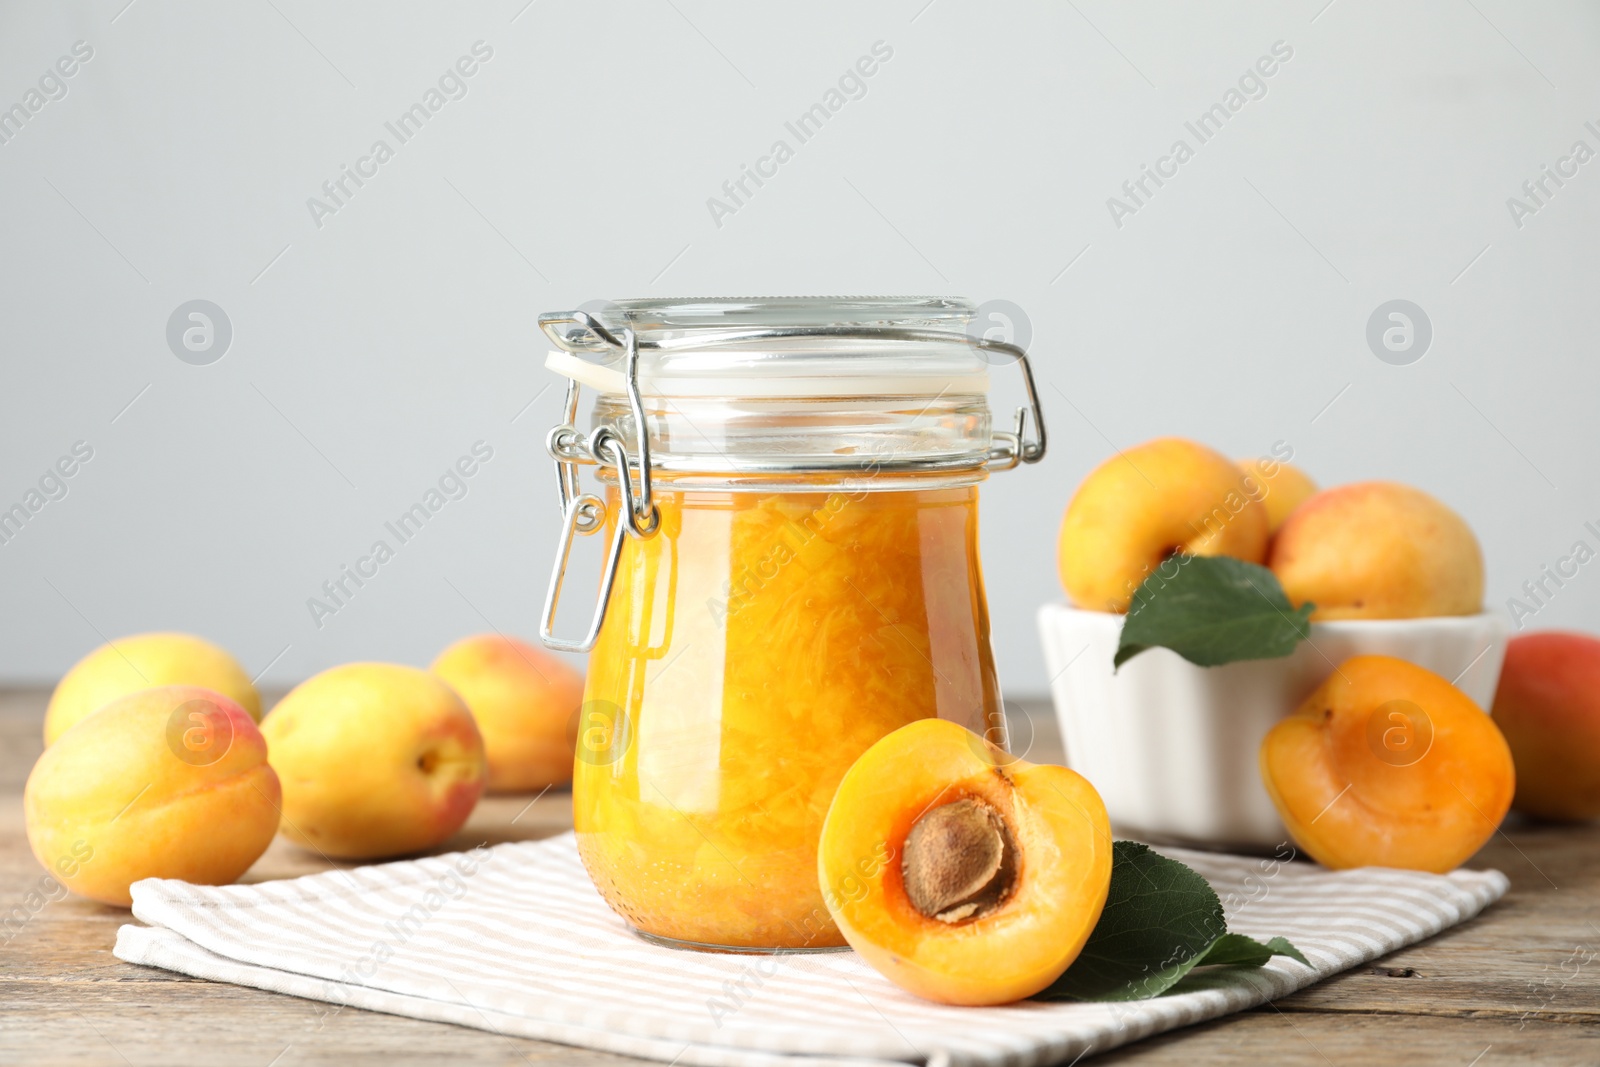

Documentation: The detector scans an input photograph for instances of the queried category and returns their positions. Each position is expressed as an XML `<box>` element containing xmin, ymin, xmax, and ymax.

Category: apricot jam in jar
<box><xmin>537</xmin><ymin>298</ymin><xmax>1044</xmax><ymax>952</ymax></box>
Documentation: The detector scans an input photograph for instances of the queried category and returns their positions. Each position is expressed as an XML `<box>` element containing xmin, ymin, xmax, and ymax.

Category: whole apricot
<box><xmin>818</xmin><ymin>719</ymin><xmax>1112</xmax><ymax>1005</ymax></box>
<box><xmin>1491</xmin><ymin>631</ymin><xmax>1600</xmax><ymax>821</ymax></box>
<box><xmin>1059</xmin><ymin>437</ymin><xmax>1269</xmax><ymax>613</ymax></box>
<box><xmin>430</xmin><ymin>635</ymin><xmax>583</xmax><ymax>793</ymax></box>
<box><xmin>1237</xmin><ymin>457</ymin><xmax>1317</xmax><ymax>533</ymax></box>
<box><xmin>45</xmin><ymin>632</ymin><xmax>261</xmax><ymax>745</ymax></box>
<box><xmin>1268</xmin><ymin>482</ymin><xmax>1483</xmax><ymax>620</ymax></box>
<box><xmin>262</xmin><ymin>663</ymin><xmax>486</xmax><ymax>859</ymax></box>
<box><xmin>1260</xmin><ymin>655</ymin><xmax>1514</xmax><ymax>872</ymax></box>
<box><xmin>25</xmin><ymin>685</ymin><xmax>280</xmax><ymax>905</ymax></box>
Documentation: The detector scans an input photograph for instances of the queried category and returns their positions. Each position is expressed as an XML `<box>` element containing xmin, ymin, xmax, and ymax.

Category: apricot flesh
<box><xmin>1060</xmin><ymin>437</ymin><xmax>1269</xmax><ymax>613</ymax></box>
<box><xmin>262</xmin><ymin>663</ymin><xmax>486</xmax><ymax>859</ymax></box>
<box><xmin>1268</xmin><ymin>482</ymin><xmax>1483</xmax><ymax>620</ymax></box>
<box><xmin>819</xmin><ymin>719</ymin><xmax>1112</xmax><ymax>1006</ymax></box>
<box><xmin>430</xmin><ymin>634</ymin><xmax>584</xmax><ymax>793</ymax></box>
<box><xmin>25</xmin><ymin>685</ymin><xmax>281</xmax><ymax>905</ymax></box>
<box><xmin>1491</xmin><ymin>631</ymin><xmax>1600</xmax><ymax>821</ymax></box>
<box><xmin>1260</xmin><ymin>655</ymin><xmax>1514</xmax><ymax>872</ymax></box>
<box><xmin>45</xmin><ymin>632</ymin><xmax>261</xmax><ymax>745</ymax></box>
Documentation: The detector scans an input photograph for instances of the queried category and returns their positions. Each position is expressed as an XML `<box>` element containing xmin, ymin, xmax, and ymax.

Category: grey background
<box><xmin>2</xmin><ymin>0</ymin><xmax>1597</xmax><ymax>696</ymax></box>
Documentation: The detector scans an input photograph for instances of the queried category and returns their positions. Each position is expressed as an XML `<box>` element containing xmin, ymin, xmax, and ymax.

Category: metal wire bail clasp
<box><xmin>539</xmin><ymin>314</ymin><xmax>659</xmax><ymax>653</ymax></box>
<box><xmin>971</xmin><ymin>338</ymin><xmax>1046</xmax><ymax>472</ymax></box>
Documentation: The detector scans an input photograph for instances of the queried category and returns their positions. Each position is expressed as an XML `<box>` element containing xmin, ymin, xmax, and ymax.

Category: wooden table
<box><xmin>3</xmin><ymin>688</ymin><xmax>1597</xmax><ymax>1066</ymax></box>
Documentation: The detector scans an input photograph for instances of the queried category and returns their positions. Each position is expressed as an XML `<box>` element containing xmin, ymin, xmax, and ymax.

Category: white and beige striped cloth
<box><xmin>115</xmin><ymin>832</ymin><xmax>1506</xmax><ymax>1066</ymax></box>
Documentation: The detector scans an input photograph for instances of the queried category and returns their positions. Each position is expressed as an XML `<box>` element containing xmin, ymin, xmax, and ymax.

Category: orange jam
<box><xmin>573</xmin><ymin>481</ymin><xmax>999</xmax><ymax>949</ymax></box>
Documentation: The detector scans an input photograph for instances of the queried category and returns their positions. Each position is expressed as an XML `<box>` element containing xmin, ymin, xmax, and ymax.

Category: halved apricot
<box><xmin>817</xmin><ymin>718</ymin><xmax>1112</xmax><ymax>1006</ymax></box>
<box><xmin>1260</xmin><ymin>655</ymin><xmax>1515</xmax><ymax>872</ymax></box>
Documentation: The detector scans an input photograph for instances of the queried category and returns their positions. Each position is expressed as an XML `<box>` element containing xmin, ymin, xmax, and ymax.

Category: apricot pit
<box><xmin>901</xmin><ymin>796</ymin><xmax>1017</xmax><ymax>923</ymax></box>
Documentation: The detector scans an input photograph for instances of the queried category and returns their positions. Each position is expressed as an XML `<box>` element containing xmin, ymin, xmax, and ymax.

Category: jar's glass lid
<box><xmin>540</xmin><ymin>296</ymin><xmax>992</xmax><ymax>398</ymax></box>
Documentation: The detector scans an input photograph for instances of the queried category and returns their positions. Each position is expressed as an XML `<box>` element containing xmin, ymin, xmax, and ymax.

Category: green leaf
<box><xmin>1190</xmin><ymin>932</ymin><xmax>1311</xmax><ymax>970</ymax></box>
<box><xmin>1262</xmin><ymin>936</ymin><xmax>1311</xmax><ymax>968</ymax></box>
<box><xmin>1036</xmin><ymin>842</ymin><xmax>1311</xmax><ymax>1003</ymax></box>
<box><xmin>1191</xmin><ymin>932</ymin><xmax>1283</xmax><ymax>968</ymax></box>
<box><xmin>1114</xmin><ymin>555</ymin><xmax>1314</xmax><ymax>669</ymax></box>
<box><xmin>1037</xmin><ymin>842</ymin><xmax>1224</xmax><ymax>1002</ymax></box>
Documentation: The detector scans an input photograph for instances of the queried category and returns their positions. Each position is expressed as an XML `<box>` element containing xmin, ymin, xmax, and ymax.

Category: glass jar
<box><xmin>537</xmin><ymin>298</ymin><xmax>1044</xmax><ymax>952</ymax></box>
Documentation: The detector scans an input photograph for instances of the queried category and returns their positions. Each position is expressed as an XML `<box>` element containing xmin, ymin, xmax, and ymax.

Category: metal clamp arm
<box><xmin>537</xmin><ymin>317</ymin><xmax>659</xmax><ymax>654</ymax></box>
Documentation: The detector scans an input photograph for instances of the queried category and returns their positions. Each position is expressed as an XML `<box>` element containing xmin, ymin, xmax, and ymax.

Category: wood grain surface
<box><xmin>2</xmin><ymin>689</ymin><xmax>1596</xmax><ymax>1066</ymax></box>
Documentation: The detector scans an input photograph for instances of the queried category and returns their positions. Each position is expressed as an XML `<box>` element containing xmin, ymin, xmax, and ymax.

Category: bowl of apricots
<box><xmin>1040</xmin><ymin>436</ymin><xmax>1513</xmax><ymax>860</ymax></box>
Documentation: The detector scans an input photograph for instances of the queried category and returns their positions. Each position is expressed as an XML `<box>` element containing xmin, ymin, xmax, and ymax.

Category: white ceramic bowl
<box><xmin>1037</xmin><ymin>604</ymin><xmax>1508</xmax><ymax>852</ymax></box>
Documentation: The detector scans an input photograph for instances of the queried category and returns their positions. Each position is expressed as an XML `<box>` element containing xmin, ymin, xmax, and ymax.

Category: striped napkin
<box><xmin>115</xmin><ymin>832</ymin><xmax>1506</xmax><ymax>1067</ymax></box>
